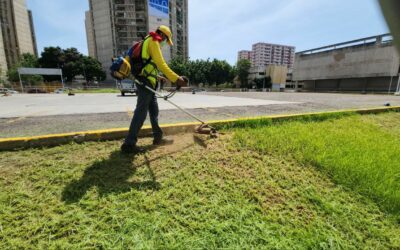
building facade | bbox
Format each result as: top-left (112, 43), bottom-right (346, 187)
top-left (86, 0), bottom-right (189, 80)
top-left (238, 50), bottom-right (252, 62)
top-left (293, 34), bottom-right (400, 92)
top-left (252, 43), bottom-right (295, 69)
top-left (0, 22), bottom-right (7, 81)
top-left (0, 0), bottom-right (37, 80)
top-left (238, 42), bottom-right (295, 69)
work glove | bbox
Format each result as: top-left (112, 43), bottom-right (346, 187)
top-left (175, 76), bottom-right (189, 90)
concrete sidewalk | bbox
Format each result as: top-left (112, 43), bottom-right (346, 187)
top-left (1, 92), bottom-right (399, 138)
top-left (0, 93), bottom-right (298, 118)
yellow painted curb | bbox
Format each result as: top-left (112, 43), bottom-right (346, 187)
top-left (0, 106), bottom-right (399, 151)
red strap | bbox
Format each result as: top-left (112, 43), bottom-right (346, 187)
top-left (149, 32), bottom-right (162, 42)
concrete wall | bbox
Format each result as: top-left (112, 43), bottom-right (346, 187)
top-left (0, 0), bottom-right (36, 73)
top-left (303, 77), bottom-right (400, 92)
top-left (89, 0), bottom-right (115, 79)
top-left (13, 0), bottom-right (35, 55)
top-left (0, 26), bottom-right (7, 81)
top-left (85, 11), bottom-right (96, 58)
top-left (1, 0), bottom-right (19, 67)
top-left (293, 43), bottom-right (400, 81)
top-left (28, 10), bottom-right (38, 56)
top-left (266, 65), bottom-right (288, 84)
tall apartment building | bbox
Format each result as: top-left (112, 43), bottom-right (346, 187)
top-left (86, 0), bottom-right (188, 80)
top-left (0, 0), bottom-right (37, 80)
top-left (238, 42), bottom-right (295, 69)
top-left (238, 50), bottom-right (252, 62)
top-left (0, 22), bottom-right (6, 80)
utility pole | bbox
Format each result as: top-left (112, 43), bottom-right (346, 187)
top-left (262, 77), bottom-right (265, 91)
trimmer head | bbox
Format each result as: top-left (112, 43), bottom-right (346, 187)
top-left (195, 124), bottom-right (218, 138)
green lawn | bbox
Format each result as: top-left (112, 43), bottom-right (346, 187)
top-left (233, 112), bottom-right (400, 214)
top-left (0, 113), bottom-right (399, 249)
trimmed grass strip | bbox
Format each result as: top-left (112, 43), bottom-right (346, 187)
top-left (233, 112), bottom-right (400, 214)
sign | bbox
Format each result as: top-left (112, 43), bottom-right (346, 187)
top-left (18, 67), bottom-right (62, 76)
top-left (148, 0), bottom-right (169, 19)
top-left (148, 0), bottom-right (171, 62)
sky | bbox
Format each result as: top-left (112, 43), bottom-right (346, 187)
top-left (26, 0), bottom-right (389, 65)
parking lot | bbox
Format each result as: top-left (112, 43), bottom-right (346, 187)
top-left (1, 92), bottom-right (399, 138)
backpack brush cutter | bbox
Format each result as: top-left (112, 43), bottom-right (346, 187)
top-left (129, 75), bottom-right (218, 138)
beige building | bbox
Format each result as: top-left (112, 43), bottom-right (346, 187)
top-left (293, 34), bottom-right (400, 92)
top-left (0, 0), bottom-right (37, 81)
top-left (86, 0), bottom-right (189, 80)
top-left (0, 25), bottom-right (7, 81)
top-left (85, 11), bottom-right (96, 58)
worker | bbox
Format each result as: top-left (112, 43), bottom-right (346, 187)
top-left (121, 25), bottom-right (187, 154)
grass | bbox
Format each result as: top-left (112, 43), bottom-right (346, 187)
top-left (0, 114), bottom-right (399, 249)
top-left (233, 112), bottom-right (400, 214)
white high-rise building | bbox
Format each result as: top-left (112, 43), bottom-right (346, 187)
top-left (86, 0), bottom-right (189, 80)
top-left (238, 42), bottom-right (295, 69)
top-left (238, 50), bottom-right (252, 62)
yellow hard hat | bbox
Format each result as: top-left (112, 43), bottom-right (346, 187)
top-left (158, 25), bottom-right (173, 46)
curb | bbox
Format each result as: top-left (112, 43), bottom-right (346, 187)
top-left (1, 106), bottom-right (399, 151)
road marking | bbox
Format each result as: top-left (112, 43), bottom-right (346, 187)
top-left (4, 111), bottom-right (48, 124)
top-left (5, 116), bottom-right (27, 124)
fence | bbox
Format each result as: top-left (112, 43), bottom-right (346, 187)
top-left (11, 82), bottom-right (64, 93)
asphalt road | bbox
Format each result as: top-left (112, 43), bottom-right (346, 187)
top-left (1, 92), bottom-right (399, 138)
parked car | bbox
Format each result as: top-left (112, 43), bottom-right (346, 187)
top-left (27, 88), bottom-right (47, 94)
top-left (54, 88), bottom-right (69, 94)
top-left (117, 79), bottom-right (137, 96)
top-left (0, 88), bottom-right (18, 94)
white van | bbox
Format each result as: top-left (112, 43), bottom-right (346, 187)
top-left (0, 88), bottom-right (18, 94)
top-left (117, 79), bottom-right (137, 96)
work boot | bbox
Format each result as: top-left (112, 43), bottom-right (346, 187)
top-left (120, 144), bottom-right (144, 155)
top-left (153, 137), bottom-right (174, 146)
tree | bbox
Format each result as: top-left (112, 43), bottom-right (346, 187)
top-left (38, 47), bottom-right (64, 68)
top-left (230, 66), bottom-right (237, 84)
top-left (62, 48), bottom-right (82, 82)
top-left (38, 47), bottom-right (64, 81)
top-left (38, 47), bottom-right (106, 82)
top-left (7, 53), bottom-right (43, 84)
top-left (253, 76), bottom-right (272, 89)
top-left (169, 56), bottom-right (188, 76)
top-left (236, 59), bottom-right (251, 88)
top-left (209, 59), bottom-right (233, 85)
top-left (81, 56), bottom-right (106, 83)
top-left (169, 57), bottom-right (235, 87)
top-left (192, 59), bottom-right (211, 85)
